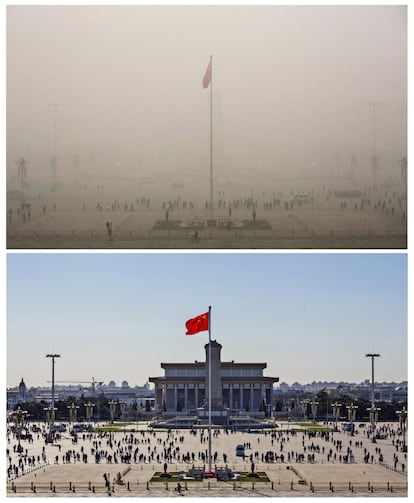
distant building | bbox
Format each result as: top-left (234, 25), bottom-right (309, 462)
top-left (7, 377), bottom-right (31, 409)
top-left (273, 380), bottom-right (407, 404)
top-left (6, 379), bottom-right (154, 410)
top-left (18, 378), bottom-right (27, 402)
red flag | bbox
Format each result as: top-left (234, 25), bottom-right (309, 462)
top-left (202, 60), bottom-right (211, 89)
top-left (186, 312), bottom-right (209, 335)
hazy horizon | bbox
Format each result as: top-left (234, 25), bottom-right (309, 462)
top-left (7, 5), bottom-right (407, 180)
top-left (7, 253), bottom-right (407, 389)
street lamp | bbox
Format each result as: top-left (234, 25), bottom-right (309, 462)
top-left (43, 404), bottom-right (57, 443)
top-left (46, 353), bottom-right (61, 426)
top-left (13, 406), bottom-right (27, 453)
top-left (310, 399), bottom-right (319, 424)
top-left (43, 404), bottom-right (57, 425)
top-left (331, 402), bottom-right (342, 431)
top-left (367, 404), bottom-right (381, 442)
top-left (67, 403), bottom-right (79, 425)
top-left (287, 398), bottom-right (295, 423)
top-left (365, 353), bottom-right (380, 440)
top-left (396, 406), bottom-right (407, 452)
top-left (85, 401), bottom-right (95, 425)
top-left (301, 399), bottom-right (310, 421)
top-left (346, 403), bottom-right (358, 435)
top-left (109, 400), bottom-right (117, 424)
top-left (118, 399), bottom-right (127, 421)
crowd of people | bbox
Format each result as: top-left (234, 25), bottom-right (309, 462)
top-left (6, 422), bottom-right (408, 482)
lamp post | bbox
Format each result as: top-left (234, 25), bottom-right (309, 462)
top-left (287, 398), bottom-right (295, 423)
top-left (43, 404), bottom-right (57, 442)
top-left (396, 406), bottom-right (407, 452)
top-left (346, 403), bottom-right (358, 435)
top-left (67, 403), bottom-right (79, 425)
top-left (310, 399), bottom-right (319, 424)
top-left (365, 353), bottom-right (380, 440)
top-left (85, 401), bottom-right (95, 425)
top-left (109, 400), bottom-right (117, 424)
top-left (367, 404), bottom-right (381, 442)
top-left (331, 402), bottom-right (342, 432)
top-left (13, 406), bottom-right (27, 454)
top-left (301, 399), bottom-right (310, 421)
top-left (43, 404), bottom-right (57, 425)
top-left (118, 399), bottom-right (126, 421)
top-left (44, 406), bottom-right (51, 425)
top-left (46, 353), bottom-right (61, 426)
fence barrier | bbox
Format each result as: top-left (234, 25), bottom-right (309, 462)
top-left (7, 480), bottom-right (408, 495)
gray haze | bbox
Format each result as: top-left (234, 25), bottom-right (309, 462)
top-left (6, 5), bottom-right (407, 250)
top-left (7, 5), bottom-right (406, 178)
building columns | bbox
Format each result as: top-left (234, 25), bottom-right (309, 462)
top-left (229, 384), bottom-right (233, 411)
top-left (240, 384), bottom-right (244, 411)
top-left (184, 384), bottom-right (188, 411)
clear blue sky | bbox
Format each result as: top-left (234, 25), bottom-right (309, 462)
top-left (7, 253), bottom-right (407, 388)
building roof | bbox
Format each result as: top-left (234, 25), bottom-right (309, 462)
top-left (160, 362), bottom-right (267, 369)
top-left (149, 376), bottom-right (279, 384)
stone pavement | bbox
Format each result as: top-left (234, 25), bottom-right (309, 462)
top-left (6, 421), bottom-right (408, 497)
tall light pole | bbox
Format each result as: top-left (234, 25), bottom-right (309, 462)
top-left (365, 353), bottom-right (380, 441)
top-left (368, 102), bottom-right (380, 178)
top-left (46, 354), bottom-right (61, 425)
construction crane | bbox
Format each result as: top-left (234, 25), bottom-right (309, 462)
top-left (46, 378), bottom-right (103, 395)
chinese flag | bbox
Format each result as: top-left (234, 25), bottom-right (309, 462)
top-left (202, 60), bottom-right (212, 89)
top-left (186, 312), bottom-right (209, 335)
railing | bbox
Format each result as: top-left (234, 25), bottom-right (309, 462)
top-left (379, 461), bottom-right (408, 477)
top-left (7, 479), bottom-right (408, 495)
top-left (9, 227), bottom-right (406, 244)
top-left (7, 461), bottom-right (49, 482)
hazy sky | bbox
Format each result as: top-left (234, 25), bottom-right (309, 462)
top-left (7, 253), bottom-right (407, 388)
top-left (6, 3), bottom-right (407, 178)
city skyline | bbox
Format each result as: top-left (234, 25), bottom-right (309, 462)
top-left (7, 253), bottom-right (407, 388)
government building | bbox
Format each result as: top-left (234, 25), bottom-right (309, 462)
top-left (149, 340), bottom-right (278, 426)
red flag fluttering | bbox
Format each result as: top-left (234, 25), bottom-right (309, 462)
top-left (186, 312), bottom-right (209, 335)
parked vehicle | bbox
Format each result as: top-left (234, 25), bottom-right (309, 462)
top-left (236, 444), bottom-right (245, 456)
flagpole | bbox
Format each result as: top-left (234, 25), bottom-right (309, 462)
top-left (209, 55), bottom-right (213, 221)
top-left (208, 305), bottom-right (212, 472)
